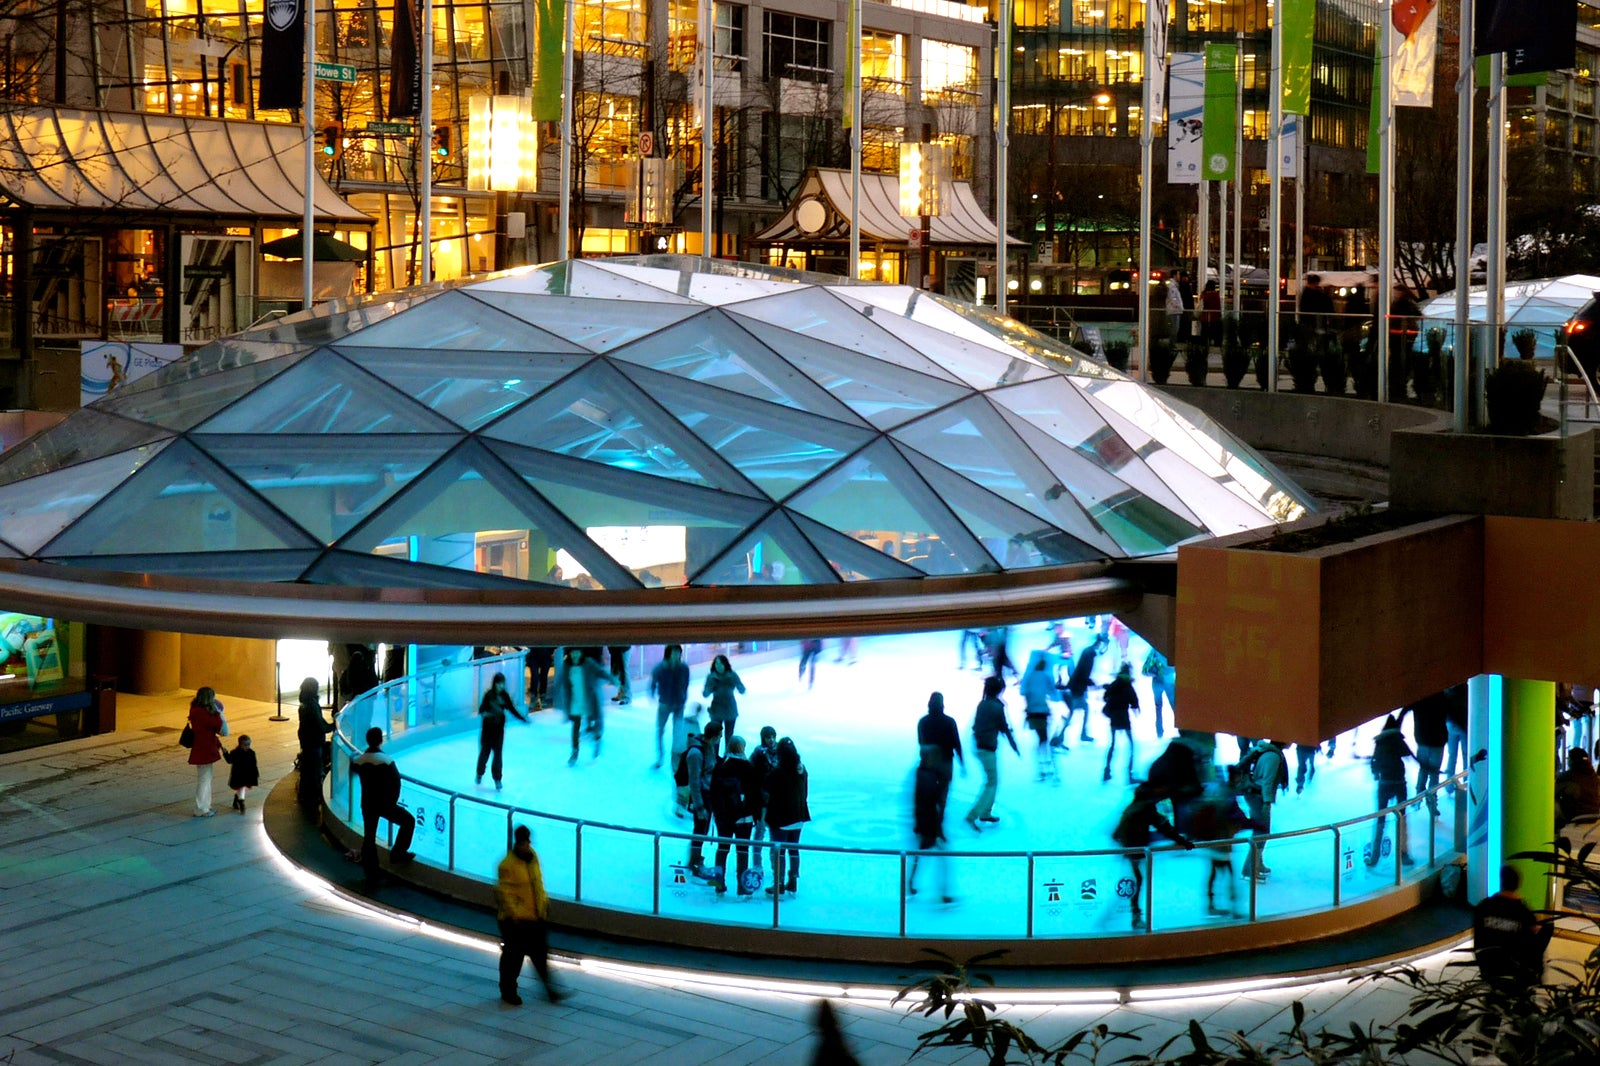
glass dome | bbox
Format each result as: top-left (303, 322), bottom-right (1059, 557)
top-left (0, 257), bottom-right (1310, 590)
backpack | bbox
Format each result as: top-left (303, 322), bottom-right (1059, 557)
top-left (1239, 744), bottom-right (1289, 798)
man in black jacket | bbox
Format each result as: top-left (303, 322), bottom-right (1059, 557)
top-left (710, 735), bottom-right (762, 895)
top-left (1367, 716), bottom-right (1415, 867)
top-left (352, 727), bottom-right (415, 885)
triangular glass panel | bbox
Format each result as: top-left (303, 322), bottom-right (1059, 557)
top-left (482, 361), bottom-right (753, 492)
top-left (96, 337), bottom-right (301, 403)
top-left (487, 442), bottom-right (768, 589)
top-left (328, 346), bottom-right (591, 430)
top-left (786, 512), bottom-right (925, 582)
top-left (636, 364), bottom-right (871, 500)
top-left (890, 397), bottom-right (1122, 557)
top-left (727, 288), bottom-right (961, 383)
top-left (54, 549), bottom-right (322, 582)
top-left (334, 439), bottom-right (640, 590)
top-left (195, 349), bottom-right (460, 434)
top-left (0, 409), bottom-right (171, 490)
top-left (191, 434), bottom-right (457, 545)
top-left (464, 263), bottom-right (566, 295)
top-left (561, 259), bottom-right (699, 301)
top-left (898, 450), bottom-right (1105, 569)
top-left (303, 549), bottom-right (539, 590)
top-left (851, 301), bottom-right (1056, 391)
top-left (784, 439), bottom-right (994, 576)
top-left (470, 292), bottom-right (703, 353)
top-left (0, 441), bottom-right (174, 554)
top-left (992, 406), bottom-right (1206, 555)
top-left (97, 350), bottom-right (311, 432)
top-left (583, 259), bottom-right (699, 298)
top-left (331, 289), bottom-right (590, 352)
top-left (987, 377), bottom-right (1201, 524)
top-left (231, 288), bottom-right (448, 347)
top-left (40, 439), bottom-right (319, 558)
top-left (709, 325), bottom-right (960, 431)
top-left (607, 310), bottom-right (862, 422)
top-left (686, 509), bottom-right (838, 586)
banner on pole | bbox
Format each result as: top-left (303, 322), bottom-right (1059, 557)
top-left (1281, 114), bottom-right (1299, 180)
top-left (1476, 0), bottom-right (1578, 77)
top-left (1367, 49), bottom-right (1382, 175)
top-left (1393, 1), bottom-right (1439, 107)
top-left (1280, 0), bottom-right (1315, 115)
top-left (1149, 0), bottom-right (1169, 117)
top-left (1202, 43), bottom-right (1237, 182)
top-left (1167, 52), bottom-right (1204, 185)
top-left (388, 0), bottom-right (421, 118)
top-left (531, 0), bottom-right (564, 121)
top-left (843, 0), bottom-right (858, 129)
top-left (259, 0), bottom-right (304, 110)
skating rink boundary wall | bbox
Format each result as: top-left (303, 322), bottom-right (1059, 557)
top-left (318, 655), bottom-right (1464, 968)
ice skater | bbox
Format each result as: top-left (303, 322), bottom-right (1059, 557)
top-left (1111, 782), bottom-right (1194, 924)
top-left (1142, 647), bottom-right (1174, 738)
top-left (1020, 651), bottom-right (1062, 779)
top-left (964, 676), bottom-right (1018, 832)
top-left (1100, 663), bottom-right (1140, 783)
top-left (797, 638), bottom-right (823, 689)
top-left (476, 672), bottom-right (528, 789)
top-left (557, 647), bottom-right (611, 766)
top-left (1056, 636), bottom-right (1105, 746)
top-left (763, 738), bottom-right (810, 897)
top-left (649, 644), bottom-right (690, 769)
top-left (702, 654), bottom-right (746, 735)
top-left (750, 725), bottom-right (780, 868)
top-left (1188, 771), bottom-right (1251, 916)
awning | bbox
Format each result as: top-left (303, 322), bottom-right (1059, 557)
top-left (0, 106), bottom-right (368, 222)
top-left (753, 168), bottom-right (1024, 247)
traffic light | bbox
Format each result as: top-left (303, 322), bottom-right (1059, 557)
top-left (432, 124), bottom-right (451, 158)
top-left (320, 122), bottom-right (344, 160)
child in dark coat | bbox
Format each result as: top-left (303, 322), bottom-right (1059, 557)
top-left (222, 735), bottom-right (260, 813)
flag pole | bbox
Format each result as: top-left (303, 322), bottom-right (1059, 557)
top-left (1294, 125), bottom-right (1304, 326)
top-left (1219, 179), bottom-right (1227, 312)
top-left (995, 0), bottom-right (1010, 313)
top-left (848, 0), bottom-right (861, 281)
top-left (1136, 0), bottom-right (1156, 382)
top-left (1484, 51), bottom-right (1506, 407)
top-left (700, 0), bottom-right (714, 262)
top-left (1377, 3), bottom-right (1394, 404)
top-left (1197, 180), bottom-right (1208, 306)
top-left (1231, 30), bottom-right (1242, 316)
top-left (1453, 0), bottom-right (1475, 431)
top-left (302, 0), bottom-right (316, 307)
top-left (1266, 4), bottom-right (1282, 394)
top-left (558, 0), bottom-right (574, 260)
top-left (419, 0), bottom-right (434, 283)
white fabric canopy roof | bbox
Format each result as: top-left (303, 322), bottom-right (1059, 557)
top-left (1419, 274), bottom-right (1600, 358)
top-left (0, 106), bottom-right (367, 222)
top-left (754, 168), bottom-right (1024, 246)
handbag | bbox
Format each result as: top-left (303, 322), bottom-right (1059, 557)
top-left (178, 722), bottom-right (194, 749)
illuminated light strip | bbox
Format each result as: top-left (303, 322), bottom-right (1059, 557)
top-left (258, 823), bottom-right (1467, 1007)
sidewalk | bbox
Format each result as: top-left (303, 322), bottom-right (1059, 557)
top-left (0, 687), bottom-right (1460, 1064)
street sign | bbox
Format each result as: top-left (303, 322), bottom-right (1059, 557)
top-left (908, 228), bottom-right (924, 248)
top-left (314, 62), bottom-right (357, 85)
top-left (638, 131), bottom-right (654, 157)
top-left (366, 121), bottom-right (415, 135)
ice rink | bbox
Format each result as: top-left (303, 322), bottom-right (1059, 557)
top-left (383, 618), bottom-right (1460, 939)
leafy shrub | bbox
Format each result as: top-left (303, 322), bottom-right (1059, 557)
top-left (1105, 340), bottom-right (1130, 373)
top-left (1510, 327), bottom-right (1538, 360)
top-left (1148, 339), bottom-right (1175, 384)
top-left (1318, 332), bottom-right (1348, 395)
top-left (1183, 339), bottom-right (1209, 385)
top-left (1222, 341), bottom-right (1251, 389)
top-left (1485, 358), bottom-right (1549, 435)
top-left (1288, 329), bottom-right (1321, 393)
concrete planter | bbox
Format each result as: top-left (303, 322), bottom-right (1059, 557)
top-left (1390, 426), bottom-right (1595, 520)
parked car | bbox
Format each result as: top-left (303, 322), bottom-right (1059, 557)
top-left (1560, 294), bottom-right (1600, 392)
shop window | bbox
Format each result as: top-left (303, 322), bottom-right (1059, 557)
top-left (764, 12), bottom-right (831, 84)
top-left (862, 30), bottom-right (905, 97)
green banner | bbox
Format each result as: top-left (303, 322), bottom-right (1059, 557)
top-left (843, 0), bottom-right (858, 129)
top-left (1280, 0), bottom-right (1316, 115)
top-left (1367, 49), bottom-right (1381, 175)
top-left (532, 0), bottom-right (563, 121)
top-left (1474, 55), bottom-right (1549, 89)
top-left (1202, 43), bottom-right (1237, 182)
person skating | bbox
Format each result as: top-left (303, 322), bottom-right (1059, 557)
top-left (1057, 636), bottom-right (1105, 746)
top-left (710, 735), bottom-right (762, 895)
top-left (1407, 690), bottom-right (1450, 816)
top-left (965, 676), bottom-right (1019, 832)
top-left (797, 638), bottom-right (823, 689)
top-left (475, 672), bottom-right (528, 790)
top-left (556, 647), bottom-right (611, 766)
top-left (1188, 770), bottom-right (1252, 916)
top-left (1112, 782), bottom-right (1194, 923)
top-left (908, 757), bottom-right (955, 903)
top-left (749, 726), bottom-right (780, 870)
top-left (525, 645), bottom-right (556, 710)
top-left (495, 825), bottom-right (563, 1005)
top-left (1021, 651), bottom-right (1062, 779)
top-left (764, 737), bottom-right (810, 897)
top-left (984, 626), bottom-right (1015, 680)
top-left (351, 727), bottom-right (416, 886)
top-left (917, 692), bottom-right (964, 813)
top-left (1239, 739), bottom-right (1288, 880)
top-left (649, 644), bottom-right (690, 769)
top-left (702, 654), bottom-right (745, 736)
top-left (1367, 715), bottom-right (1415, 868)
top-left (607, 645), bottom-right (632, 705)
top-left (1101, 663), bottom-right (1140, 784)
top-left (1142, 647), bottom-right (1175, 739)
top-left (685, 721), bottom-right (723, 878)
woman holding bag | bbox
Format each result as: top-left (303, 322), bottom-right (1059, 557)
top-left (187, 686), bottom-right (227, 817)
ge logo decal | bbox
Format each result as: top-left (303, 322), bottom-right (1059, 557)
top-left (1207, 153), bottom-right (1229, 175)
top-left (1115, 876), bottom-right (1139, 900)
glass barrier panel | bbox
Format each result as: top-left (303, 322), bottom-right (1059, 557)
top-left (1146, 845), bottom-right (1237, 930)
top-left (453, 796), bottom-right (510, 881)
top-left (772, 847), bottom-right (901, 936)
top-left (575, 823), bottom-right (658, 915)
top-left (907, 853), bottom-right (1030, 940)
top-left (526, 813), bottom-right (579, 898)
top-left (657, 830), bottom-right (730, 922)
top-left (1251, 829), bottom-right (1332, 920)
top-left (1339, 808), bottom-right (1408, 905)
top-left (1029, 852), bottom-right (1140, 937)
top-left (329, 743), bottom-right (352, 821)
top-left (398, 779), bottom-right (452, 866)
top-left (341, 697), bottom-right (376, 747)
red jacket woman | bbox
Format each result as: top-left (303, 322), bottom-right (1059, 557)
top-left (187, 687), bottom-right (226, 817)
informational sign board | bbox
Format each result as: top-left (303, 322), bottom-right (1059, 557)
top-left (80, 341), bottom-right (183, 407)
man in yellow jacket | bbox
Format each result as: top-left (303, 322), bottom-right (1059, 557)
top-left (495, 825), bottom-right (563, 1005)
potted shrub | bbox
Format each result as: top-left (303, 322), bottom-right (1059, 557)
top-left (1510, 327), bottom-right (1538, 361)
top-left (1288, 326), bottom-right (1320, 393)
top-left (1412, 327), bottom-right (1444, 407)
top-left (1183, 338), bottom-right (1209, 385)
top-left (1221, 333), bottom-right (1250, 388)
top-left (1352, 331), bottom-right (1377, 399)
top-left (1253, 344), bottom-right (1270, 389)
top-left (1485, 358), bottom-right (1549, 435)
top-left (1317, 332), bottom-right (1348, 395)
top-left (1105, 339), bottom-right (1131, 373)
top-left (1148, 338), bottom-right (1176, 384)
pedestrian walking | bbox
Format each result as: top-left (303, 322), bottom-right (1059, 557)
top-left (495, 825), bottom-right (563, 1005)
top-left (1472, 864), bottom-right (1552, 1051)
top-left (476, 672), bottom-right (528, 790)
top-left (764, 737), bottom-right (810, 897)
top-left (221, 734), bottom-right (258, 813)
top-left (649, 644), bottom-right (691, 769)
top-left (350, 727), bottom-right (415, 885)
top-left (965, 675), bottom-right (1018, 832)
top-left (295, 677), bottom-right (332, 814)
top-left (1101, 663), bottom-right (1140, 783)
top-left (702, 654), bottom-right (745, 734)
top-left (186, 687), bottom-right (227, 818)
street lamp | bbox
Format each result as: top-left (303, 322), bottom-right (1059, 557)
top-left (899, 139), bottom-right (948, 289)
top-left (625, 156), bottom-right (677, 252)
top-left (467, 95), bottom-right (539, 192)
